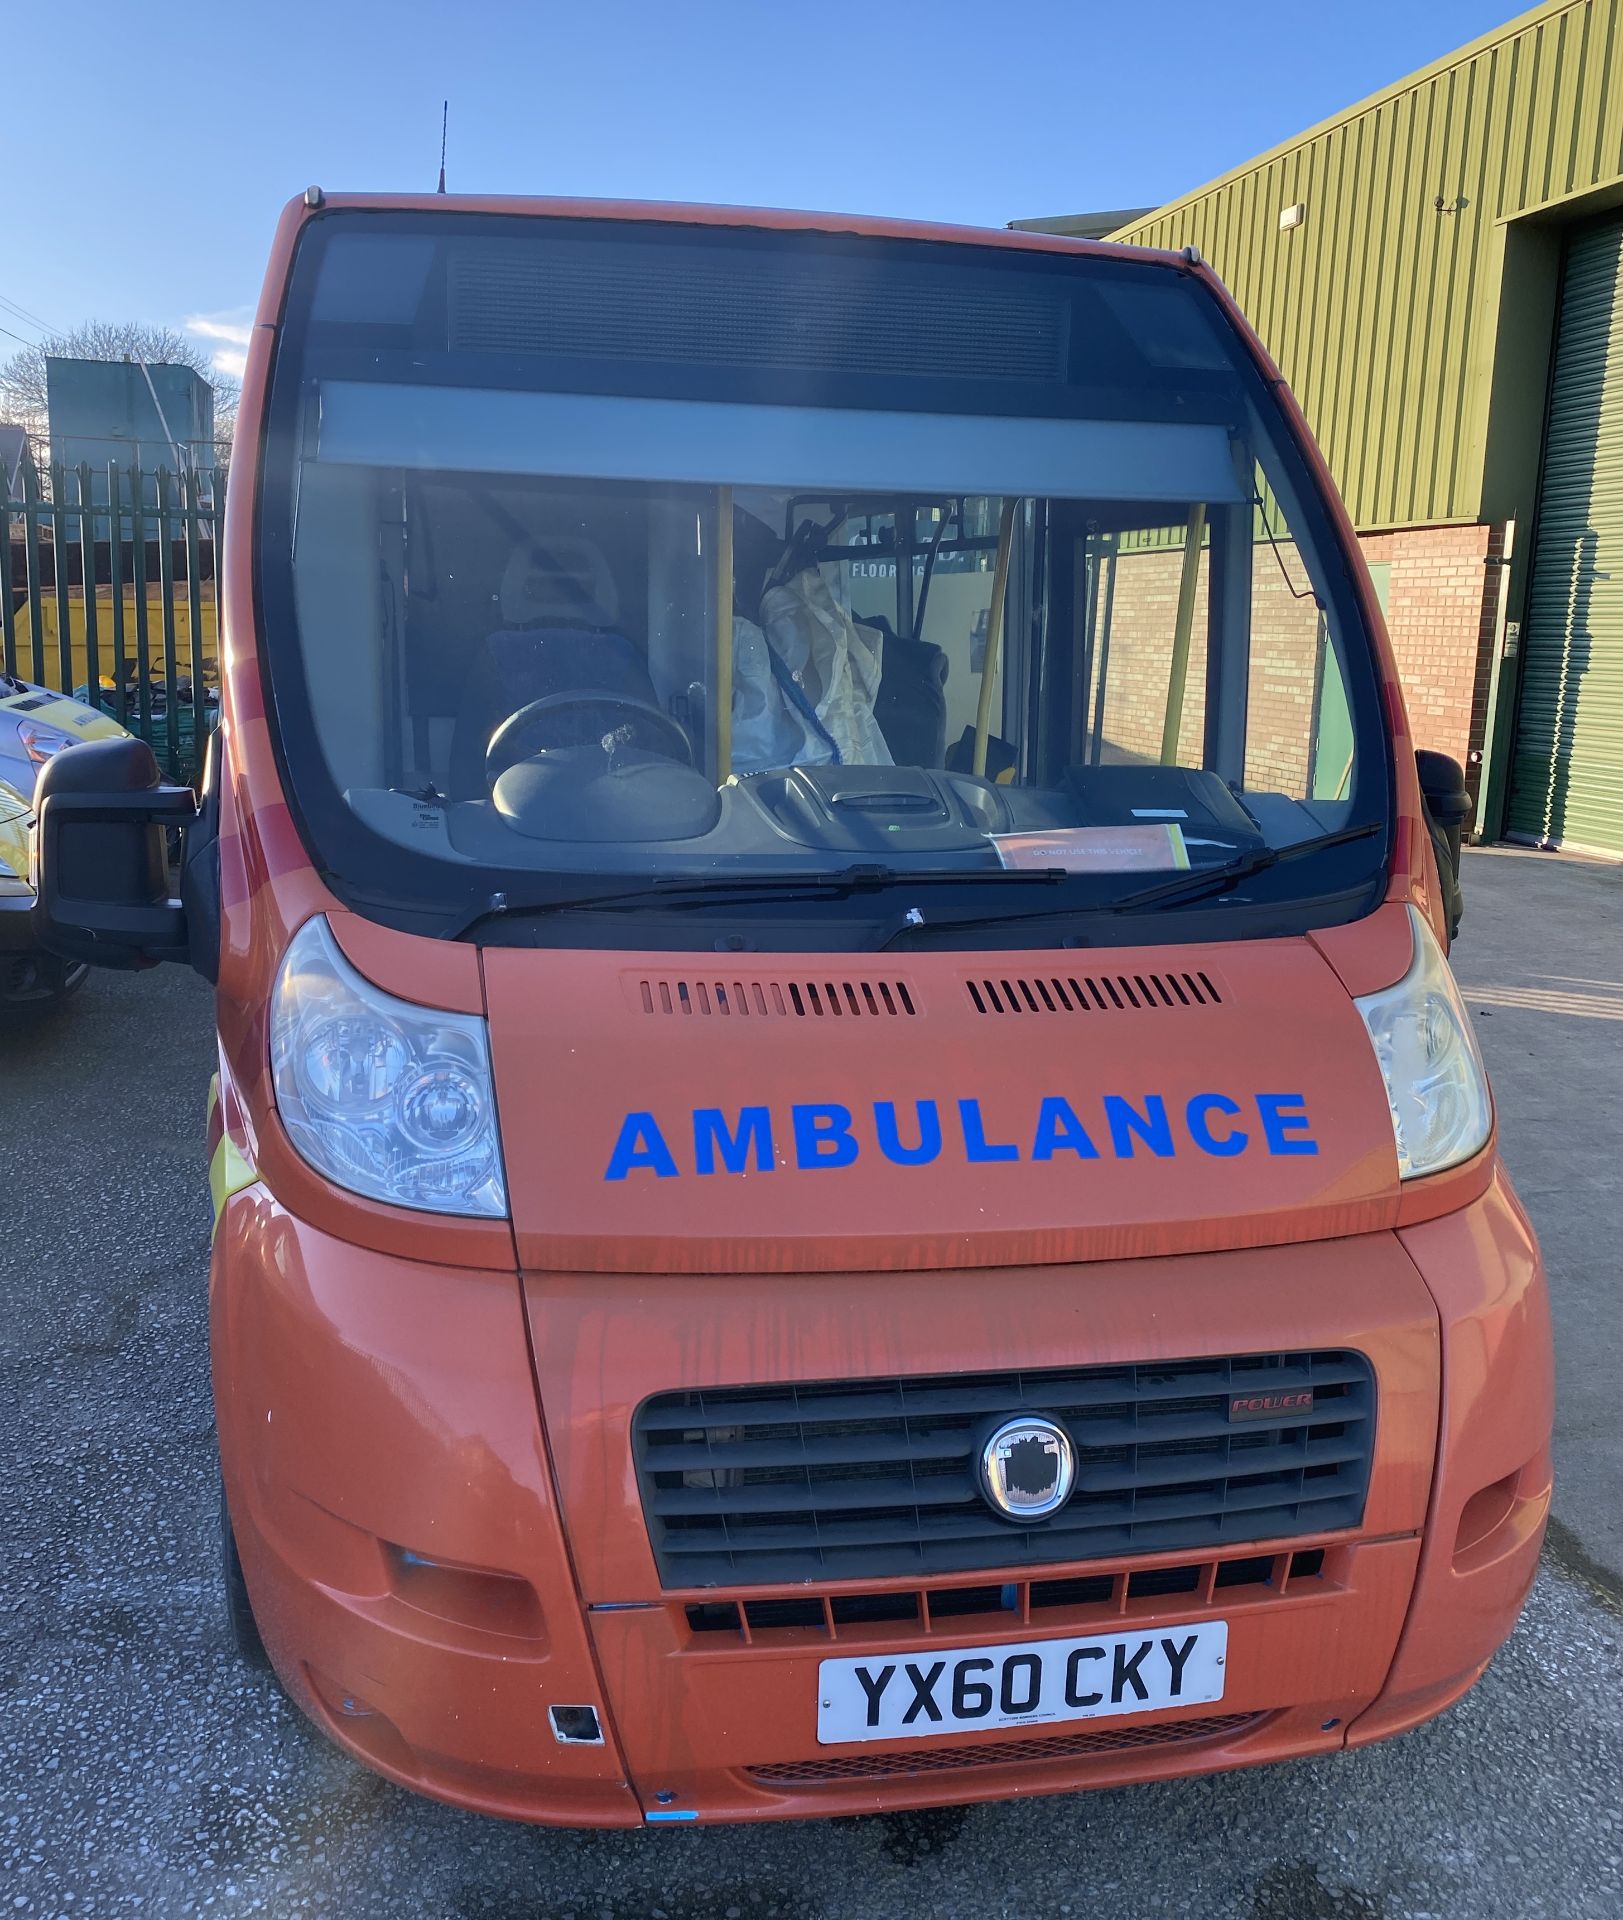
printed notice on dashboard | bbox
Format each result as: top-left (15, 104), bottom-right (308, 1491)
top-left (989, 824), bottom-right (1191, 872)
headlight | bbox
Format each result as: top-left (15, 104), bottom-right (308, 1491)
top-left (16, 721), bottom-right (71, 765)
top-left (1354, 905), bottom-right (1492, 1179)
top-left (270, 917), bottom-right (508, 1217)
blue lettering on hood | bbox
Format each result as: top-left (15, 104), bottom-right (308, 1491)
top-left (603, 1093), bottom-right (1318, 1180)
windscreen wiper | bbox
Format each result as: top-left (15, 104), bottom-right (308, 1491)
top-left (447, 863), bottom-right (1069, 940)
top-left (1104, 819), bottom-right (1385, 915)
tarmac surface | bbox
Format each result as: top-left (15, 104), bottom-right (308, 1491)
top-left (1447, 846), bottom-right (1623, 1582)
top-left (2, 847), bottom-right (1620, 1918)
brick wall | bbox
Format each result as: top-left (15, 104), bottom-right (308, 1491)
top-left (1090, 522), bottom-right (1500, 792)
top-left (1093, 545), bottom-right (1211, 769)
top-left (1094, 538), bottom-right (1326, 794)
top-left (1360, 522), bottom-right (1502, 773)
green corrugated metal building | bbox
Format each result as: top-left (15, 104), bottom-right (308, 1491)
top-left (1019, 0), bottom-right (1623, 853)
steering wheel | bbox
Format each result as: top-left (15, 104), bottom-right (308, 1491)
top-left (484, 690), bottom-right (694, 788)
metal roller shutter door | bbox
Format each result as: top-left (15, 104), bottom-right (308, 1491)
top-left (1509, 219), bottom-right (1623, 854)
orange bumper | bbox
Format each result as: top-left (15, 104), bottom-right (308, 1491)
top-left (211, 1168), bottom-right (1550, 1826)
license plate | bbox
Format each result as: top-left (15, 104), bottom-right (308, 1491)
top-left (816, 1619), bottom-right (1227, 1744)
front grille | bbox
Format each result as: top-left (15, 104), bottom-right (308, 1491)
top-left (634, 1352), bottom-right (1374, 1587)
top-left (684, 1547), bottom-right (1331, 1640)
top-left (747, 1713), bottom-right (1262, 1785)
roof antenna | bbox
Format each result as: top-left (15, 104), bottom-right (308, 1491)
top-left (437, 100), bottom-right (449, 193)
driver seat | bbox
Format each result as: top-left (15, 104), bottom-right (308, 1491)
top-left (448, 626), bottom-right (661, 800)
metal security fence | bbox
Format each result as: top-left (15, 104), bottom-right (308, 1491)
top-left (2, 456), bottom-right (224, 784)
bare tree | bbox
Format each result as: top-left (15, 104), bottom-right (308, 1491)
top-left (0, 319), bottom-right (238, 462)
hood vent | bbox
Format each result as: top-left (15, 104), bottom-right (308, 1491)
top-left (967, 970), bottom-right (1222, 1015)
top-left (637, 976), bottom-right (917, 1018)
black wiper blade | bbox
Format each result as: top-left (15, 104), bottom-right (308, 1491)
top-left (875, 894), bottom-right (1095, 950)
top-left (447, 863), bottom-right (1069, 939)
top-left (1105, 820), bottom-right (1385, 915)
top-left (877, 822), bottom-right (1384, 947)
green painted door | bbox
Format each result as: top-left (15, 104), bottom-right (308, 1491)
top-left (1509, 219), bottom-right (1623, 854)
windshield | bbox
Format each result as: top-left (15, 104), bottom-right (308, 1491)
top-left (259, 214), bottom-right (1389, 948)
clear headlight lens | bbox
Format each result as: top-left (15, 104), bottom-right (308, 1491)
top-left (16, 721), bottom-right (71, 765)
top-left (270, 917), bottom-right (508, 1217)
top-left (1354, 905), bottom-right (1492, 1179)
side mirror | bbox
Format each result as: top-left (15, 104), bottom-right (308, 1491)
top-left (31, 736), bottom-right (198, 969)
top-left (1415, 749), bottom-right (1469, 939)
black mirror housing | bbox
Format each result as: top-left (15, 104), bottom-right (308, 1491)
top-left (31, 736), bottom-right (198, 970)
top-left (1415, 749), bottom-right (1469, 940)
top-left (1416, 748), bottom-right (1470, 823)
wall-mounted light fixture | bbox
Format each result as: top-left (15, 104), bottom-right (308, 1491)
top-left (1279, 203), bottom-right (1306, 232)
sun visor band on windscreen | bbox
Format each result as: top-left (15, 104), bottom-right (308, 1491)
top-left (313, 384), bottom-right (1245, 505)
top-left (446, 244), bottom-right (1069, 383)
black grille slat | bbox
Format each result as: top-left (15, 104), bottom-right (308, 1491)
top-left (1072, 1435), bottom-right (1366, 1495)
top-left (633, 1358), bottom-right (1367, 1434)
top-left (654, 1478), bottom-right (1364, 1562)
top-left (635, 1351), bottom-right (1375, 1588)
top-left (653, 1503), bottom-right (1371, 1587)
top-left (651, 1430), bottom-right (976, 1472)
top-left (652, 1437), bottom-right (1359, 1524)
top-left (650, 1476), bottom-right (975, 1519)
top-left (1043, 1403), bottom-right (1369, 1450)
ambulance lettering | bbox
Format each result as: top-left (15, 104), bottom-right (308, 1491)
top-left (603, 1093), bottom-right (1317, 1179)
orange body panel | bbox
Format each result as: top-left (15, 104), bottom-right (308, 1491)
top-left (481, 909), bottom-right (1496, 1277)
top-left (329, 910), bottom-right (486, 1016)
top-left (1351, 1174), bottom-right (1555, 1743)
top-left (212, 1193), bottom-right (639, 1825)
top-left (201, 193), bottom-right (1551, 1824)
top-left (582, 1546), bottom-right (1422, 1820)
top-left (213, 1167), bottom-right (1548, 1824)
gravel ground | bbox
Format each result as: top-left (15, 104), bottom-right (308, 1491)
top-left (2, 961), bottom-right (1620, 1920)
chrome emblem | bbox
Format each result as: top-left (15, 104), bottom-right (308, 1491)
top-left (977, 1416), bottom-right (1075, 1521)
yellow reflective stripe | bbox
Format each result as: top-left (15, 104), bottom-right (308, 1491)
top-left (207, 1074), bottom-right (258, 1236)
top-left (209, 1134), bottom-right (258, 1237)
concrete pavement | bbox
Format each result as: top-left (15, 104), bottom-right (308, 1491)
top-left (1451, 845), bottom-right (1623, 1586)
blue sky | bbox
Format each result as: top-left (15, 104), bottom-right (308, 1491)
top-left (4, 0), bottom-right (1528, 384)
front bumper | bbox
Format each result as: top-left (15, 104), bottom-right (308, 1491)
top-left (212, 1167), bottom-right (1550, 1826)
